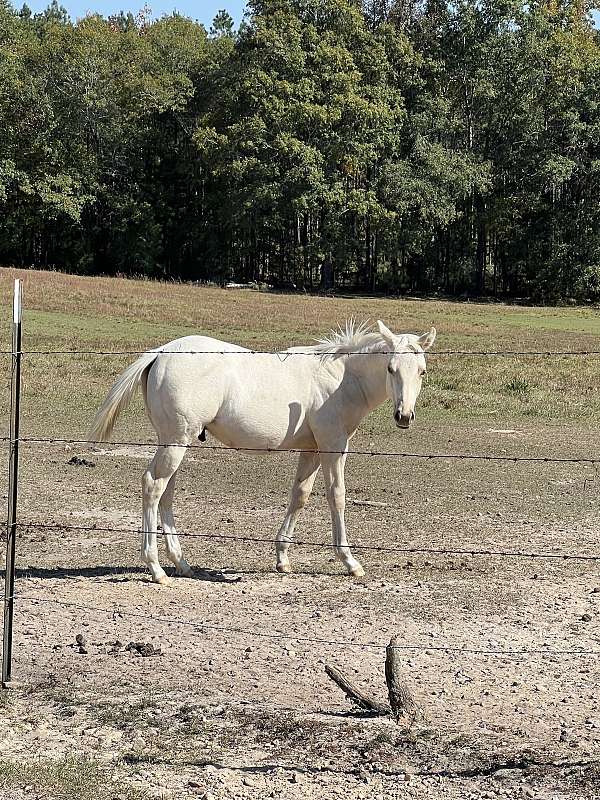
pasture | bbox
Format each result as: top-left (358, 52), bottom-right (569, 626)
top-left (0, 267), bottom-right (599, 800)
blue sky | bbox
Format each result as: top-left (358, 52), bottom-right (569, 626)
top-left (9, 1), bottom-right (599, 29)
top-left (10, 0), bottom-right (248, 27)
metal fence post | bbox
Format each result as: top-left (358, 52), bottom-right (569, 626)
top-left (2, 279), bottom-right (23, 686)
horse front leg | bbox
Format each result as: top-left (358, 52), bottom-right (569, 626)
top-left (320, 450), bottom-right (365, 577)
top-left (276, 452), bottom-right (320, 573)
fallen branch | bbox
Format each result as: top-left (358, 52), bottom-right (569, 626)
top-left (324, 665), bottom-right (389, 714)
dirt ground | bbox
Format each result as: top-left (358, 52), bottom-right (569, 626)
top-left (1, 420), bottom-right (599, 799)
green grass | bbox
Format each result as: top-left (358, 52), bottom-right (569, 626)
top-left (487, 307), bottom-right (600, 334)
top-left (503, 377), bottom-right (531, 397)
top-left (92, 695), bottom-right (159, 730)
top-left (0, 756), bottom-right (149, 800)
top-left (23, 309), bottom-right (199, 345)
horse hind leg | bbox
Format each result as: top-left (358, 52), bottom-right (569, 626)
top-left (141, 443), bottom-right (187, 585)
top-left (159, 472), bottom-right (193, 578)
top-left (276, 452), bottom-right (320, 574)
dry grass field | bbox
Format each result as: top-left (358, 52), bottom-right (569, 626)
top-left (0, 267), bottom-right (599, 800)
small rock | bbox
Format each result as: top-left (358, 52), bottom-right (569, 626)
top-left (75, 634), bottom-right (86, 646)
top-left (581, 613), bottom-right (593, 622)
top-left (494, 768), bottom-right (519, 780)
top-left (125, 641), bottom-right (161, 657)
top-left (68, 456), bottom-right (96, 468)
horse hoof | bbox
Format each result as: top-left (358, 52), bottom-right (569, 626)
top-left (177, 566), bottom-right (194, 578)
top-left (276, 563), bottom-right (292, 574)
top-left (156, 575), bottom-right (172, 586)
top-left (349, 566), bottom-right (365, 578)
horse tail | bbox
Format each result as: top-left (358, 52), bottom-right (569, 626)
top-left (88, 350), bottom-right (159, 443)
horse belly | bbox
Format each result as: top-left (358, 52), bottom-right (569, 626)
top-left (147, 351), bottom-right (318, 452)
top-left (209, 393), bottom-right (316, 451)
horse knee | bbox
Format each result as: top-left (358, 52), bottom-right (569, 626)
top-left (142, 469), bottom-right (154, 496)
top-left (293, 485), bottom-right (311, 509)
top-left (142, 469), bottom-right (164, 504)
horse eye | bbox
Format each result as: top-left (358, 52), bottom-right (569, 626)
top-left (387, 363), bottom-right (395, 374)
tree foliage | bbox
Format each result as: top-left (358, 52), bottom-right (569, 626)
top-left (0, 0), bottom-right (599, 300)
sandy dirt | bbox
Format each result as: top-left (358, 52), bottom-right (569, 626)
top-left (1, 422), bottom-right (599, 799)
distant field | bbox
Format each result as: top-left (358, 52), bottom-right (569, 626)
top-left (2, 267), bottom-right (600, 441)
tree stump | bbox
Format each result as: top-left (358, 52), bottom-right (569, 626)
top-left (385, 635), bottom-right (421, 725)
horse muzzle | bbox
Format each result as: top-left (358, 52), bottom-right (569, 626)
top-left (394, 409), bottom-right (415, 429)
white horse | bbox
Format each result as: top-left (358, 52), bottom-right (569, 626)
top-left (89, 320), bottom-right (436, 584)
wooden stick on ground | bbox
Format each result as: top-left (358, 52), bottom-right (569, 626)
top-left (324, 665), bottom-right (389, 714)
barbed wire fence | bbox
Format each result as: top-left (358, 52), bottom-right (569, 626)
top-left (2, 278), bottom-right (600, 699)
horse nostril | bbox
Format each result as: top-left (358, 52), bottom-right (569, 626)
top-left (394, 409), bottom-right (401, 423)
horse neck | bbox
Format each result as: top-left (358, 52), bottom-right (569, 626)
top-left (346, 351), bottom-right (388, 411)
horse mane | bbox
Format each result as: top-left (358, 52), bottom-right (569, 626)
top-left (285, 319), bottom-right (400, 357)
top-left (312, 319), bottom-right (381, 354)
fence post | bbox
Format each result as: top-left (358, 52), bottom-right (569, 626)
top-left (2, 279), bottom-right (23, 686)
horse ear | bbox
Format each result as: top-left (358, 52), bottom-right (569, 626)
top-left (419, 327), bottom-right (437, 351)
top-left (377, 320), bottom-right (396, 345)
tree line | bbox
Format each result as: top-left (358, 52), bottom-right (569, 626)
top-left (1, 0), bottom-right (599, 300)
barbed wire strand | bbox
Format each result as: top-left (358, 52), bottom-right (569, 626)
top-left (4, 348), bottom-right (600, 357)
top-left (12, 435), bottom-right (600, 464)
top-left (17, 520), bottom-right (600, 562)
top-left (12, 595), bottom-right (600, 657)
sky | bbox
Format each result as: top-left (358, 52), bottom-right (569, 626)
top-left (10, 0), bottom-right (248, 27)
top-left (8, 0), bottom-right (599, 30)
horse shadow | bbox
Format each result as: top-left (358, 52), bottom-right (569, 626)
top-left (8, 565), bottom-right (243, 584)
